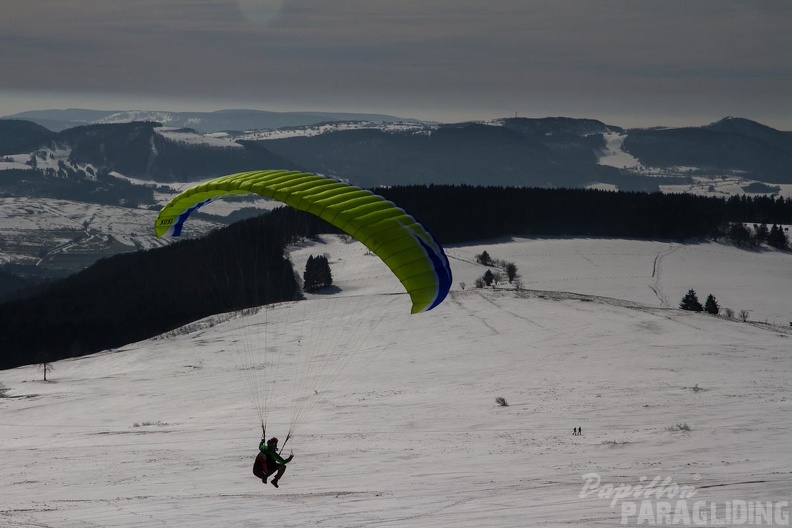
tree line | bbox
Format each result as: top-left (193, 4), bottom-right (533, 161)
top-left (1, 185), bottom-right (790, 370)
top-left (376, 186), bottom-right (792, 244)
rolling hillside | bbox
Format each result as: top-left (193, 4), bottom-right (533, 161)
top-left (1, 236), bottom-right (790, 527)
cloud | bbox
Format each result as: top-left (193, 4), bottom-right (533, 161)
top-left (1, 1), bottom-right (791, 126)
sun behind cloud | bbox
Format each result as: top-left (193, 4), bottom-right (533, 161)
top-left (236, 0), bottom-right (285, 28)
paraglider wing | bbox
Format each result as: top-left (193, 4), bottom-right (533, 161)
top-left (155, 170), bottom-right (452, 313)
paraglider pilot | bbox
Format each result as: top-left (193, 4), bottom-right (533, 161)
top-left (253, 437), bottom-right (293, 488)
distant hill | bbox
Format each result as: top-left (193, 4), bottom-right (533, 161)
top-left (1, 108), bottom-right (425, 133)
top-left (1, 112), bottom-right (790, 291)
top-left (706, 117), bottom-right (792, 151)
top-left (256, 118), bottom-right (625, 188)
top-left (1, 116), bottom-right (631, 188)
top-left (58, 121), bottom-right (295, 182)
top-left (0, 120), bottom-right (55, 155)
top-left (622, 117), bottom-right (792, 183)
top-left (3, 111), bottom-right (790, 189)
top-left (1, 121), bottom-right (296, 183)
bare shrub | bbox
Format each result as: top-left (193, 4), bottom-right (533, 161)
top-left (667, 423), bottom-right (691, 432)
top-left (0, 382), bottom-right (10, 398)
top-left (739, 309), bottom-right (751, 322)
top-left (723, 307), bottom-right (735, 319)
top-left (133, 421), bottom-right (169, 428)
top-left (495, 396), bottom-right (508, 407)
top-left (602, 440), bottom-right (631, 447)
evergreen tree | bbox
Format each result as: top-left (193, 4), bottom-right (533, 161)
top-left (753, 223), bottom-right (769, 244)
top-left (483, 269), bottom-right (495, 286)
top-left (728, 223), bottom-right (753, 247)
top-left (476, 251), bottom-right (493, 266)
top-left (303, 254), bottom-right (333, 292)
top-left (767, 224), bottom-right (789, 249)
top-left (704, 294), bottom-right (720, 315)
top-left (679, 289), bottom-right (703, 312)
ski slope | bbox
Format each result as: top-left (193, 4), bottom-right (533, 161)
top-left (1, 236), bottom-right (790, 527)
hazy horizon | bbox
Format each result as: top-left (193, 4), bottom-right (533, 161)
top-left (2, 92), bottom-right (789, 131)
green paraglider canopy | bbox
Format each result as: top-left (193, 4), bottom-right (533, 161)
top-left (155, 170), bottom-right (452, 313)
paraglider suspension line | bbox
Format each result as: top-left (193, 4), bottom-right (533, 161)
top-left (279, 431), bottom-right (292, 455)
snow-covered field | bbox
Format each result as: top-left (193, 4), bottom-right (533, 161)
top-left (155, 127), bottom-right (245, 149)
top-left (0, 197), bottom-right (184, 269)
top-left (0, 190), bottom-right (280, 272)
top-left (660, 179), bottom-right (792, 199)
top-left (2, 235), bottom-right (790, 527)
top-left (231, 121), bottom-right (433, 141)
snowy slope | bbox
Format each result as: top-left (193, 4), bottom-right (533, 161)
top-left (1, 236), bottom-right (790, 527)
top-left (597, 132), bottom-right (642, 170)
top-left (155, 128), bottom-right (245, 149)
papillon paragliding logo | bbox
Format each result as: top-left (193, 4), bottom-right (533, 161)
top-left (580, 472), bottom-right (790, 526)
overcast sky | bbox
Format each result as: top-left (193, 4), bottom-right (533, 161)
top-left (2, 0), bottom-right (791, 128)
